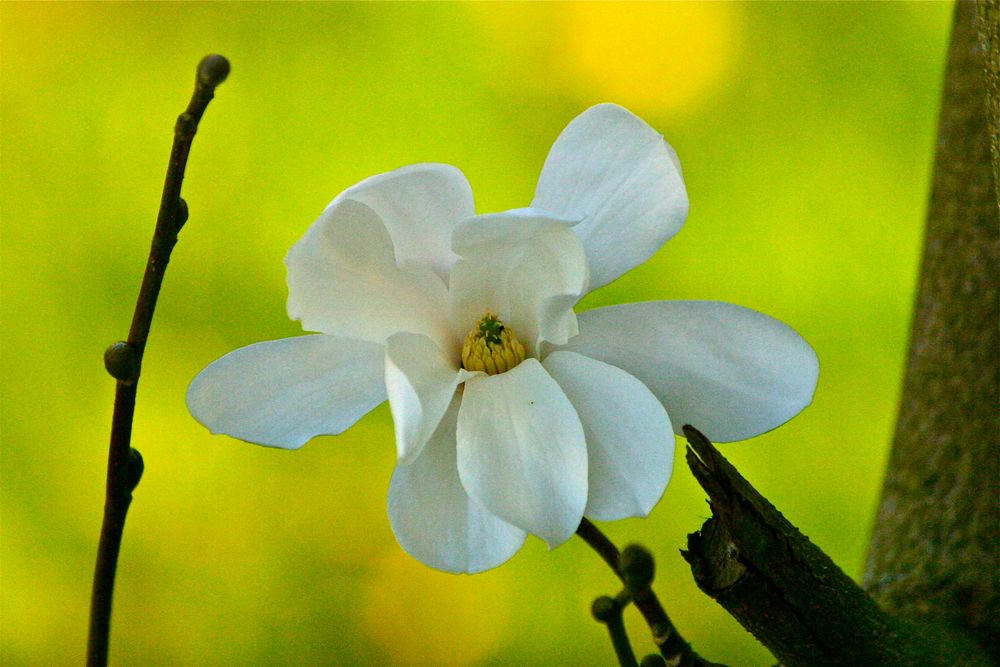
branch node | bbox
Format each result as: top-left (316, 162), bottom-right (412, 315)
top-left (650, 622), bottom-right (674, 646)
top-left (175, 112), bottom-right (197, 139)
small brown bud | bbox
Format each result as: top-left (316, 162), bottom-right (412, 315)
top-left (127, 448), bottom-right (144, 493)
top-left (197, 54), bottom-right (230, 88)
top-left (175, 197), bottom-right (189, 230)
top-left (620, 543), bottom-right (656, 592)
top-left (591, 595), bottom-right (618, 623)
top-left (104, 341), bottom-right (139, 382)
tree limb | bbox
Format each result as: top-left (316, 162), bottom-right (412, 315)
top-left (682, 426), bottom-right (990, 666)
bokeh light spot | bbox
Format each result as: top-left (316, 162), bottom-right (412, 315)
top-left (563, 3), bottom-right (741, 115)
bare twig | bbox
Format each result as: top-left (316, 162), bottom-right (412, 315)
top-left (87, 54), bottom-right (230, 667)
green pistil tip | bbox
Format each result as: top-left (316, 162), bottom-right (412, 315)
top-left (478, 314), bottom-right (505, 346)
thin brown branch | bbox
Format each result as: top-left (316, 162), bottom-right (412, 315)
top-left (576, 518), bottom-right (725, 667)
top-left (577, 516), bottom-right (623, 575)
top-left (87, 54), bottom-right (230, 667)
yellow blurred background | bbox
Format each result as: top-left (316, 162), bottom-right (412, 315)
top-left (1, 2), bottom-right (952, 665)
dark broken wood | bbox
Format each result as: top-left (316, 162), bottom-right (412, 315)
top-left (681, 426), bottom-right (991, 666)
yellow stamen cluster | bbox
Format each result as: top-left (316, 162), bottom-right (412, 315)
top-left (461, 312), bottom-right (526, 375)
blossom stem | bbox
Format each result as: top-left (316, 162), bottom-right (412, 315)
top-left (576, 518), bottom-right (724, 667)
top-left (87, 54), bottom-right (229, 667)
top-left (576, 516), bottom-right (623, 575)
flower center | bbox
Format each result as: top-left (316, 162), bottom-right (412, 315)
top-left (461, 312), bottom-right (526, 375)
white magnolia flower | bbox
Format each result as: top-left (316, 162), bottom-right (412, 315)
top-left (188, 104), bottom-right (819, 574)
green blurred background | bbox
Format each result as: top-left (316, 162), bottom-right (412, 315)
top-left (1, 2), bottom-right (952, 665)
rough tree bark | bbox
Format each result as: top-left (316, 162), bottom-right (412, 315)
top-left (680, 2), bottom-right (997, 665)
top-left (863, 0), bottom-right (999, 660)
top-left (977, 0), bottom-right (999, 204)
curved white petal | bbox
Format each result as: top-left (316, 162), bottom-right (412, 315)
top-left (450, 210), bottom-right (589, 355)
top-left (285, 198), bottom-right (452, 348)
top-left (388, 397), bottom-right (527, 574)
top-left (385, 332), bottom-right (469, 464)
top-left (560, 301), bottom-right (819, 442)
top-left (187, 335), bottom-right (386, 449)
top-left (532, 104), bottom-right (689, 291)
top-left (542, 351), bottom-right (673, 521)
top-left (456, 359), bottom-right (587, 547)
top-left (329, 163), bottom-right (474, 282)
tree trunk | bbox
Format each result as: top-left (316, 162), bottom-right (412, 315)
top-left (863, 0), bottom-right (999, 661)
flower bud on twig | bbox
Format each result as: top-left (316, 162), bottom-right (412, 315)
top-left (620, 544), bottom-right (655, 593)
top-left (127, 448), bottom-right (144, 493)
top-left (104, 341), bottom-right (139, 382)
top-left (197, 54), bottom-right (230, 88)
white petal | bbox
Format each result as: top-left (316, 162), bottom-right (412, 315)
top-left (329, 163), bottom-right (474, 282)
top-left (285, 197), bottom-right (453, 348)
top-left (449, 210), bottom-right (589, 355)
top-left (542, 351), bottom-right (673, 521)
top-left (532, 104), bottom-right (689, 291)
top-left (385, 332), bottom-right (469, 464)
top-left (560, 302), bottom-right (818, 442)
top-left (388, 397), bottom-right (527, 574)
top-left (187, 335), bottom-right (386, 449)
top-left (456, 359), bottom-right (587, 547)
